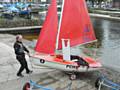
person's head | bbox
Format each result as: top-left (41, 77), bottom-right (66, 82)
top-left (16, 35), bottom-right (23, 42)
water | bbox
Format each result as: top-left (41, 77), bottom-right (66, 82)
top-left (22, 17), bottom-right (120, 71)
top-left (92, 18), bottom-right (120, 71)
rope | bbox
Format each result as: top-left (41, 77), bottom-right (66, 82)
top-left (67, 80), bottom-right (72, 90)
top-left (29, 56), bottom-right (34, 69)
top-left (98, 75), bottom-right (120, 90)
top-left (30, 80), bottom-right (54, 90)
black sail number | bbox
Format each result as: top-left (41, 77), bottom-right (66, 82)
top-left (40, 59), bottom-right (45, 64)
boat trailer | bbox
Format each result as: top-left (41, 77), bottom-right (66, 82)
top-left (95, 75), bottom-right (120, 90)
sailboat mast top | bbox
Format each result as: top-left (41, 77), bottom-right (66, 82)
top-left (56, 0), bottom-right (65, 50)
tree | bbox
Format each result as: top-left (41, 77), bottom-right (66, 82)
top-left (97, 0), bottom-right (106, 7)
top-left (88, 0), bottom-right (97, 7)
top-left (88, 0), bottom-right (107, 8)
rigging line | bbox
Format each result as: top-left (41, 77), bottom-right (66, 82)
top-left (56, 0), bottom-right (65, 50)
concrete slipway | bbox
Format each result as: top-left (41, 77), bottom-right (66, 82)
top-left (0, 34), bottom-right (120, 90)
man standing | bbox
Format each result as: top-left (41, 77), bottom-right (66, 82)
top-left (14, 35), bottom-right (32, 77)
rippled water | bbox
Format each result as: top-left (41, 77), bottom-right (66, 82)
top-left (92, 18), bottom-right (120, 71)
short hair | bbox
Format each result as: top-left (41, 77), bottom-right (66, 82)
top-left (16, 35), bottom-right (22, 40)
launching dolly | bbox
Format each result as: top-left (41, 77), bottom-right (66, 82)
top-left (95, 75), bottom-right (120, 90)
top-left (23, 80), bottom-right (53, 90)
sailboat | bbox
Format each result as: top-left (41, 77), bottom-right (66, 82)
top-left (31, 0), bottom-right (102, 76)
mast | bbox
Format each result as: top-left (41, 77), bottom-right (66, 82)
top-left (56, 0), bottom-right (65, 50)
top-left (56, 0), bottom-right (71, 60)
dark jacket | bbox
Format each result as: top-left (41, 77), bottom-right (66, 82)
top-left (14, 41), bottom-right (29, 56)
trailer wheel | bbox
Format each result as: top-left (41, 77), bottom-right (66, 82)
top-left (95, 77), bottom-right (102, 89)
top-left (23, 82), bottom-right (31, 90)
top-left (69, 74), bottom-right (76, 80)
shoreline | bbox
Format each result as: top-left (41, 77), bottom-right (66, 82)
top-left (0, 13), bottom-right (120, 30)
top-left (0, 13), bottom-right (119, 34)
top-left (90, 13), bottom-right (120, 21)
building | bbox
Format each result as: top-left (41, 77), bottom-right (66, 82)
top-left (0, 0), bottom-right (62, 4)
top-left (0, 0), bottom-right (10, 3)
top-left (112, 0), bottom-right (120, 8)
top-left (0, 0), bottom-right (37, 3)
top-left (0, 0), bottom-right (62, 5)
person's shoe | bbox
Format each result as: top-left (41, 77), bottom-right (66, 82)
top-left (17, 74), bottom-right (24, 77)
top-left (26, 70), bottom-right (33, 74)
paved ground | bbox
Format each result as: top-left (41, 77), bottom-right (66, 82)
top-left (0, 34), bottom-right (120, 90)
top-left (0, 34), bottom-right (56, 90)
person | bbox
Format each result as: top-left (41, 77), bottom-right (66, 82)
top-left (71, 55), bottom-right (89, 69)
top-left (14, 35), bottom-right (32, 77)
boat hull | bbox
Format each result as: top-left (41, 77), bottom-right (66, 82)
top-left (31, 54), bottom-right (102, 72)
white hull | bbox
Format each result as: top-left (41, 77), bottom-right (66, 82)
top-left (31, 56), bottom-right (101, 72)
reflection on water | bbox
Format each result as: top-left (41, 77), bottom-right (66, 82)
top-left (23, 17), bottom-right (120, 71)
top-left (22, 33), bottom-right (38, 41)
top-left (92, 18), bottom-right (120, 71)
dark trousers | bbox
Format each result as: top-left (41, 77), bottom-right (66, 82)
top-left (16, 55), bottom-right (30, 75)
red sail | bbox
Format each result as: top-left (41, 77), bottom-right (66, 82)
top-left (58, 0), bottom-right (96, 49)
top-left (35, 0), bottom-right (58, 54)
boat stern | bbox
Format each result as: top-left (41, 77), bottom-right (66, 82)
top-left (84, 57), bottom-right (102, 68)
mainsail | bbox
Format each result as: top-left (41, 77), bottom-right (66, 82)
top-left (35, 0), bottom-right (58, 54)
top-left (57, 0), bottom-right (96, 49)
top-left (35, 0), bottom-right (96, 54)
